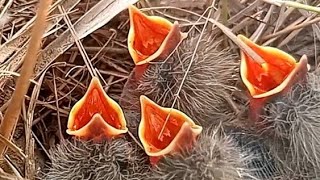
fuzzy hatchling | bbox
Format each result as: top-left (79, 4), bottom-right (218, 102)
top-left (239, 35), bottom-right (320, 178)
top-left (121, 5), bottom-right (278, 180)
top-left (121, 5), bottom-right (239, 129)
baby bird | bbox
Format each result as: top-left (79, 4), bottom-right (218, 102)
top-left (43, 138), bottom-right (149, 180)
top-left (66, 77), bottom-right (128, 140)
top-left (239, 34), bottom-right (320, 178)
top-left (260, 73), bottom-right (320, 179)
top-left (146, 124), bottom-right (277, 180)
top-left (121, 5), bottom-right (239, 128)
top-left (138, 95), bottom-right (203, 165)
top-left (135, 95), bottom-right (276, 179)
top-left (120, 6), bottom-right (278, 179)
top-left (42, 77), bottom-right (149, 180)
top-left (238, 35), bottom-right (308, 123)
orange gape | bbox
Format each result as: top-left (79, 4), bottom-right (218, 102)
top-left (138, 95), bottom-right (202, 165)
top-left (238, 35), bottom-right (308, 121)
top-left (239, 35), bottom-right (298, 96)
top-left (132, 11), bottom-right (171, 59)
top-left (128, 5), bottom-right (187, 65)
top-left (72, 88), bottom-right (122, 130)
top-left (144, 103), bottom-right (184, 150)
top-left (67, 77), bottom-right (128, 140)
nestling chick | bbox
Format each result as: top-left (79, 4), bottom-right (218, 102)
top-left (42, 77), bottom-right (150, 179)
top-left (260, 73), bottom-right (320, 178)
top-left (43, 138), bottom-right (149, 180)
top-left (146, 125), bottom-right (277, 180)
top-left (120, 5), bottom-right (239, 128)
top-left (136, 33), bottom-right (239, 125)
top-left (238, 34), bottom-right (320, 178)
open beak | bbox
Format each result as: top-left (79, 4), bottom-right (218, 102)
top-left (138, 95), bottom-right (202, 165)
top-left (128, 5), bottom-right (187, 65)
top-left (239, 35), bottom-right (308, 98)
top-left (67, 77), bottom-right (128, 140)
top-left (238, 35), bottom-right (308, 120)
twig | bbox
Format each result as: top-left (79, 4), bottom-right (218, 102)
top-left (0, 71), bottom-right (39, 85)
top-left (147, 6), bottom-right (266, 65)
top-left (208, 18), bottom-right (266, 64)
top-left (0, 134), bottom-right (26, 159)
top-left (58, 5), bottom-right (97, 78)
top-left (250, 5), bottom-right (274, 42)
top-left (263, 0), bottom-right (320, 14)
top-left (0, 0), bottom-right (13, 22)
top-left (0, 0), bottom-right (53, 156)
top-left (0, 165), bottom-right (23, 180)
top-left (3, 156), bottom-right (23, 179)
top-left (220, 0), bottom-right (229, 25)
top-left (262, 16), bottom-right (320, 40)
top-left (52, 68), bottom-right (64, 140)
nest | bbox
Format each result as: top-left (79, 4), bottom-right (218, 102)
top-left (0, 0), bottom-right (320, 179)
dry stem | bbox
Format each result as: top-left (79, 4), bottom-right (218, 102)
top-left (0, 0), bottom-right (53, 156)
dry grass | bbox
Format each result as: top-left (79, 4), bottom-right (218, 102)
top-left (0, 0), bottom-right (319, 179)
